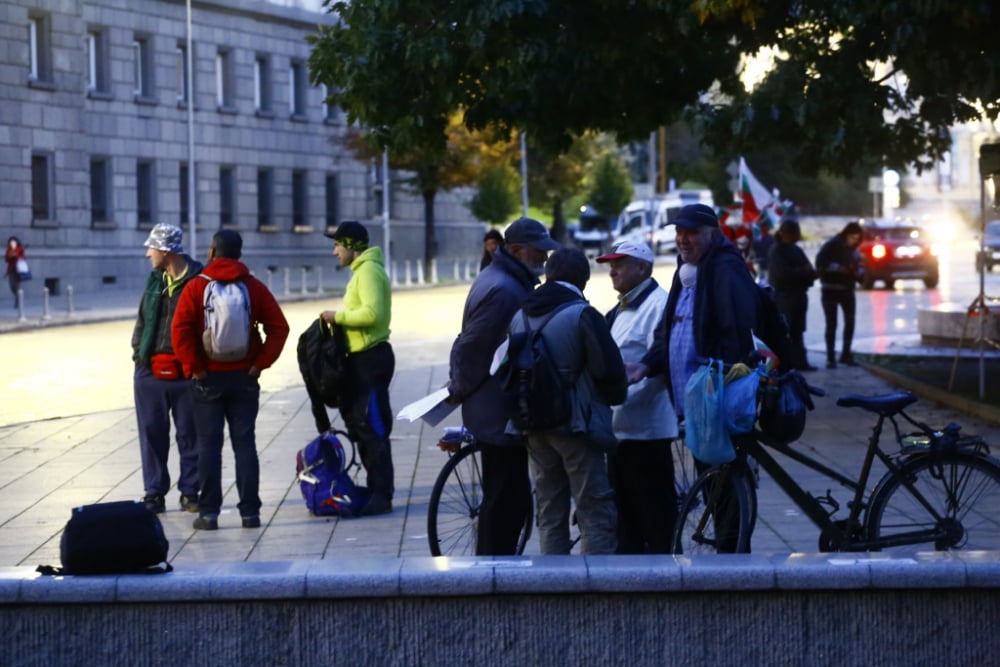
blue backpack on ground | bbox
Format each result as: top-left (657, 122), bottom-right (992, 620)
top-left (295, 432), bottom-right (368, 517)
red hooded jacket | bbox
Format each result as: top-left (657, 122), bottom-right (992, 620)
top-left (171, 257), bottom-right (289, 377)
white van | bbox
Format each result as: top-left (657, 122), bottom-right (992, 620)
top-left (610, 190), bottom-right (715, 255)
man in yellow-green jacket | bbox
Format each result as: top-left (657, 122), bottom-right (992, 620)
top-left (320, 221), bottom-right (394, 516)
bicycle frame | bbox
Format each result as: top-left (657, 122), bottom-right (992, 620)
top-left (740, 410), bottom-right (984, 551)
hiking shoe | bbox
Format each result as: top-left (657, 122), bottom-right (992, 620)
top-left (143, 494), bottom-right (166, 514)
top-left (193, 515), bottom-right (218, 531)
top-left (241, 515), bottom-right (261, 529)
top-left (358, 495), bottom-right (393, 517)
top-left (826, 361), bottom-right (837, 369)
top-left (179, 494), bottom-right (199, 513)
top-left (840, 355), bottom-right (859, 367)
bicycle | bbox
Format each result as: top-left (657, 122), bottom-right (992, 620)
top-left (673, 390), bottom-right (1000, 554)
top-left (427, 427), bottom-right (534, 557)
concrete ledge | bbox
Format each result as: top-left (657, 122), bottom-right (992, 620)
top-left (3, 552), bottom-right (1000, 603)
top-left (918, 303), bottom-right (1000, 345)
top-left (2, 554), bottom-right (999, 665)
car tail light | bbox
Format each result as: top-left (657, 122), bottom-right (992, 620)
top-left (871, 243), bottom-right (887, 259)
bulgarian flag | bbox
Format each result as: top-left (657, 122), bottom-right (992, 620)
top-left (740, 157), bottom-right (775, 225)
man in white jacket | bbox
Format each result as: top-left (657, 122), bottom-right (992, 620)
top-left (598, 241), bottom-right (679, 553)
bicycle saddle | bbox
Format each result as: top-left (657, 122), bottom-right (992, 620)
top-left (836, 392), bottom-right (917, 416)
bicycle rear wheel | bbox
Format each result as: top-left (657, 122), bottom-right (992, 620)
top-left (672, 464), bottom-right (755, 555)
top-left (866, 452), bottom-right (1000, 551)
top-left (427, 443), bottom-right (533, 556)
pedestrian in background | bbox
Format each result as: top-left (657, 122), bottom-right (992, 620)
top-left (172, 230), bottom-right (290, 530)
top-left (815, 221), bottom-right (863, 368)
top-left (320, 221), bottom-right (396, 516)
top-left (446, 217), bottom-right (557, 555)
top-left (5, 236), bottom-right (26, 310)
top-left (597, 241), bottom-right (678, 554)
top-left (767, 219), bottom-right (818, 371)
top-left (131, 223), bottom-right (203, 514)
top-left (479, 228), bottom-right (505, 271)
top-left (509, 247), bottom-right (627, 554)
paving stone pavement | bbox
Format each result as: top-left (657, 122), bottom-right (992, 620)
top-left (1, 286), bottom-right (999, 568)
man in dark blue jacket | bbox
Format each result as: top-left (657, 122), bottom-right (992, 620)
top-left (635, 204), bottom-right (760, 551)
top-left (447, 217), bottom-right (558, 555)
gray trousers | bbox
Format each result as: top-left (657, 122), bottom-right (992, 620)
top-left (525, 430), bottom-right (617, 555)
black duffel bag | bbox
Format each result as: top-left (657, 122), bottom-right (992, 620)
top-left (37, 500), bottom-right (172, 575)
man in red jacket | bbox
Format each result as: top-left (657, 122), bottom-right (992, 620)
top-left (172, 230), bottom-right (290, 530)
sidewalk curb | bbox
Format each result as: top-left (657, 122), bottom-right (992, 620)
top-left (859, 360), bottom-right (1000, 426)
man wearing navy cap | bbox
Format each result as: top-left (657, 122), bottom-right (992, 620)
top-left (447, 217), bottom-right (558, 554)
top-left (320, 221), bottom-right (395, 516)
top-left (633, 204), bottom-right (760, 551)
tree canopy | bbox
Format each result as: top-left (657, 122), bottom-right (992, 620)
top-left (309, 0), bottom-right (1000, 181)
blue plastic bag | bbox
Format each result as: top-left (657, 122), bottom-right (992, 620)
top-left (683, 360), bottom-right (736, 465)
top-left (724, 369), bottom-right (760, 435)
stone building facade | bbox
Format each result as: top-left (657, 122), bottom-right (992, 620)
top-left (1, 0), bottom-right (482, 297)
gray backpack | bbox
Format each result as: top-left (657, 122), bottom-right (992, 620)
top-left (200, 275), bottom-right (251, 361)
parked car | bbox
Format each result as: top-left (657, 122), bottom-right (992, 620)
top-left (609, 190), bottom-right (715, 256)
top-left (608, 199), bottom-right (658, 251)
top-left (975, 220), bottom-right (1000, 273)
top-left (857, 219), bottom-right (939, 289)
top-left (570, 205), bottom-right (612, 254)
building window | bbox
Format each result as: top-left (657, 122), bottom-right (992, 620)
top-left (325, 173), bottom-right (339, 229)
top-left (292, 170), bottom-right (307, 228)
top-left (254, 55), bottom-right (272, 114)
top-left (289, 60), bottom-right (307, 118)
top-left (176, 42), bottom-right (191, 106)
top-left (136, 160), bottom-right (156, 225)
top-left (90, 157), bottom-right (111, 224)
top-left (31, 153), bottom-right (54, 222)
top-left (133, 35), bottom-right (155, 100)
top-left (86, 28), bottom-right (110, 95)
top-left (320, 84), bottom-right (341, 123)
top-left (216, 48), bottom-right (235, 111)
top-left (257, 169), bottom-right (273, 228)
top-left (28, 14), bottom-right (53, 84)
top-left (219, 166), bottom-right (235, 227)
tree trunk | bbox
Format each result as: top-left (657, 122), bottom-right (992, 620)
top-left (550, 198), bottom-right (566, 244)
top-left (422, 188), bottom-right (437, 279)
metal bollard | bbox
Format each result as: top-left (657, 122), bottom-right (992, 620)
top-left (66, 285), bottom-right (75, 316)
top-left (416, 260), bottom-right (425, 285)
top-left (315, 266), bottom-right (323, 294)
top-left (430, 258), bottom-right (438, 285)
top-left (267, 269), bottom-right (275, 293)
top-left (41, 287), bottom-right (52, 321)
top-left (391, 262), bottom-right (400, 287)
top-left (16, 288), bottom-right (26, 322)
top-left (283, 267), bottom-right (291, 297)
top-left (404, 260), bottom-right (413, 286)
top-left (301, 266), bottom-right (308, 294)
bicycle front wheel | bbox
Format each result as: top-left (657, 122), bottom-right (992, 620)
top-left (867, 452), bottom-right (1000, 551)
top-left (672, 464), bottom-right (755, 555)
top-left (427, 443), bottom-right (534, 556)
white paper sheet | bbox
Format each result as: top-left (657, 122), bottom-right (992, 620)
top-left (395, 387), bottom-right (457, 427)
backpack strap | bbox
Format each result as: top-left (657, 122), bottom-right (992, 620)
top-left (521, 300), bottom-right (579, 338)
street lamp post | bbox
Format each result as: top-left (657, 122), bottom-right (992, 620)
top-left (186, 0), bottom-right (197, 257)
